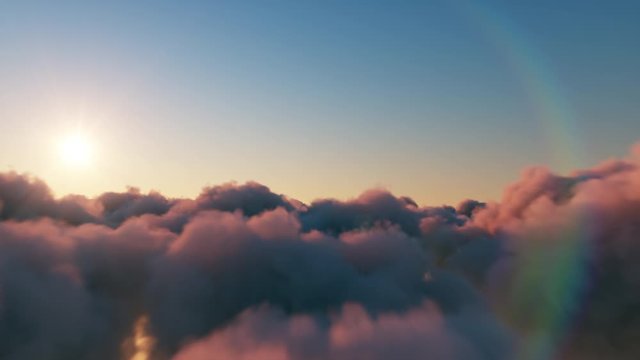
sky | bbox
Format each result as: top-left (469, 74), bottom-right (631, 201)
top-left (0, 0), bottom-right (638, 205)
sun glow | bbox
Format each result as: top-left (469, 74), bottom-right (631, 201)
top-left (58, 132), bottom-right (93, 167)
top-left (123, 316), bottom-right (155, 360)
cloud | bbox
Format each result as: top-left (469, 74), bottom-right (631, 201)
top-left (173, 301), bottom-right (513, 360)
top-left (0, 172), bottom-right (97, 225)
top-left (98, 188), bottom-right (173, 227)
top-left (1, 142), bottom-right (640, 359)
top-left (0, 219), bottom-right (172, 360)
top-left (299, 189), bottom-right (423, 236)
top-left (146, 211), bottom-right (444, 355)
top-left (195, 182), bottom-right (294, 217)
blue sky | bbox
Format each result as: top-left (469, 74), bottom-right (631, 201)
top-left (0, 0), bottom-right (638, 204)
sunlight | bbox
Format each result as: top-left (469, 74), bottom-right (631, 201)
top-left (58, 132), bottom-right (93, 167)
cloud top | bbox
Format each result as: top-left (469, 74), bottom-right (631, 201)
top-left (1, 143), bottom-right (640, 359)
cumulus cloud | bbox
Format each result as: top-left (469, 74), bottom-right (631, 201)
top-left (173, 301), bottom-right (512, 360)
top-left (299, 189), bottom-right (423, 236)
top-left (1, 143), bottom-right (640, 359)
top-left (0, 172), bottom-right (97, 225)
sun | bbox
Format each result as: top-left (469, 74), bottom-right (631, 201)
top-left (58, 132), bottom-right (93, 167)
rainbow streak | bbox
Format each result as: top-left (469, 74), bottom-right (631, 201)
top-left (451, 0), bottom-right (585, 171)
top-left (449, 1), bottom-right (592, 358)
top-left (505, 211), bottom-right (593, 360)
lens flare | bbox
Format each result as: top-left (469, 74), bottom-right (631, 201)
top-left (123, 316), bottom-right (156, 360)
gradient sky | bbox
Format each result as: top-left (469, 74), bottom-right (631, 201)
top-left (0, 0), bottom-right (638, 205)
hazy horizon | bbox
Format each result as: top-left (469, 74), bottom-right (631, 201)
top-left (3, 138), bottom-right (639, 208)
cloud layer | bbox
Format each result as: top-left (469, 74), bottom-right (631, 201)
top-left (1, 144), bottom-right (640, 360)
